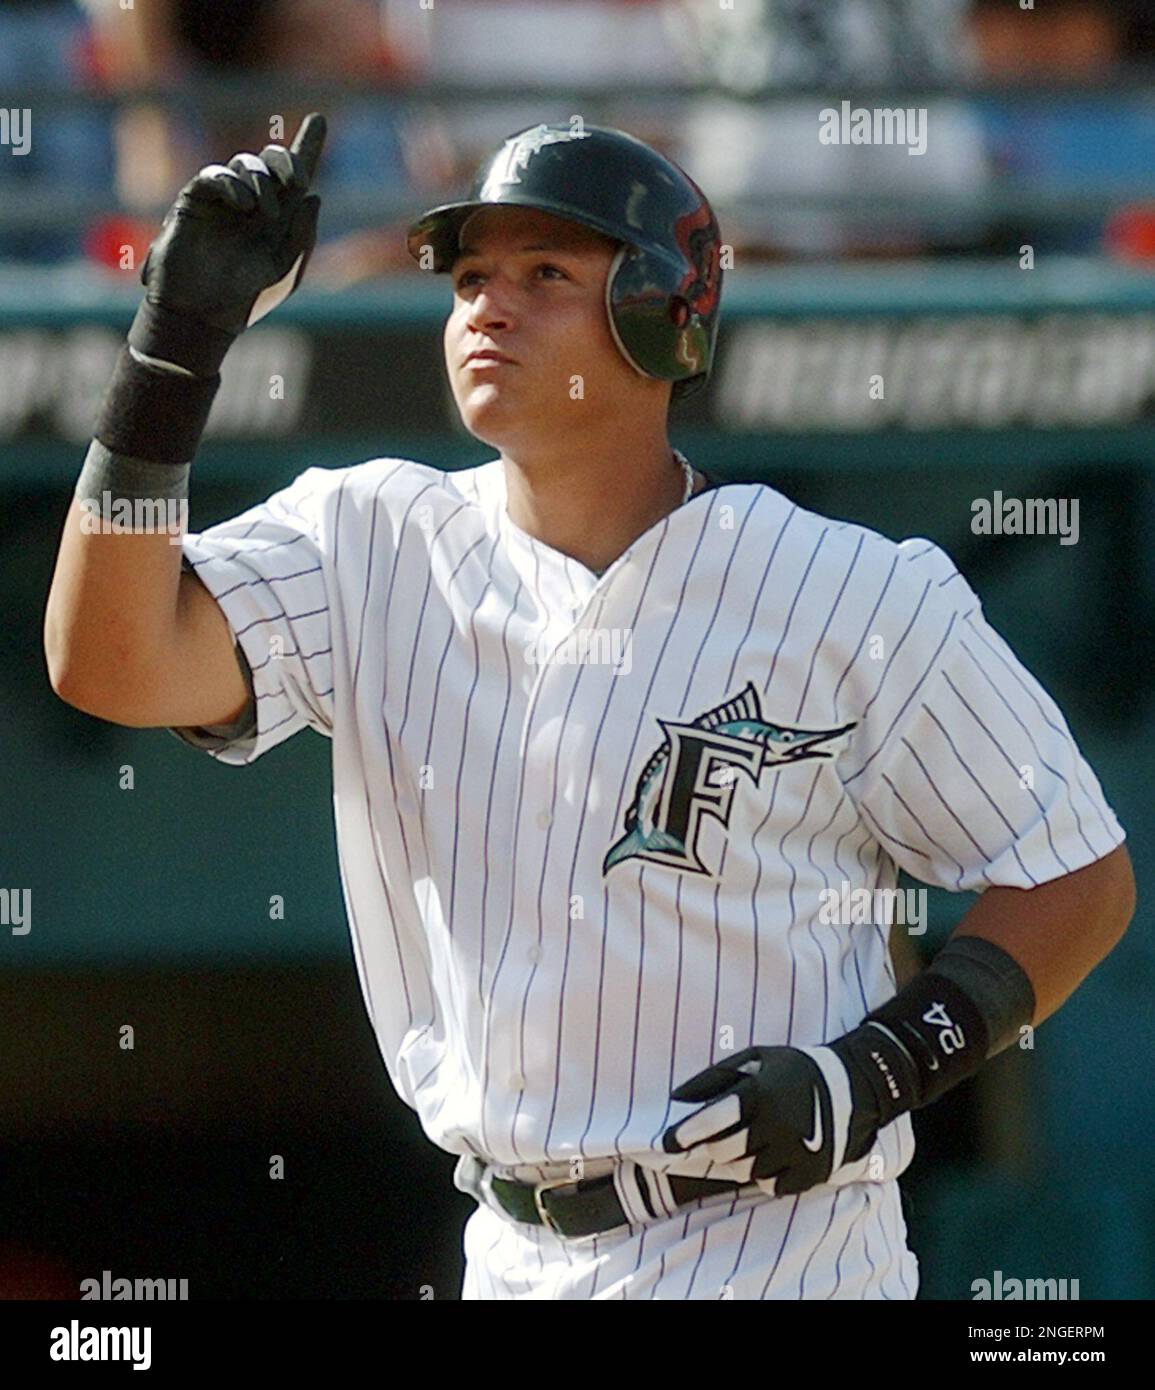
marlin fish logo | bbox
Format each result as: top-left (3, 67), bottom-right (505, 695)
top-left (603, 682), bottom-right (856, 876)
top-left (481, 123), bottom-right (591, 194)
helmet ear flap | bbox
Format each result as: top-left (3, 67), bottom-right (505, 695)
top-left (604, 242), bottom-right (651, 381)
top-left (608, 243), bottom-right (714, 385)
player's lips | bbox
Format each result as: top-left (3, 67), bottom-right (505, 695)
top-left (463, 349), bottom-right (518, 369)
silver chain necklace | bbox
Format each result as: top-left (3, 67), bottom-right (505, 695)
top-left (589, 450), bottom-right (696, 578)
top-left (673, 447), bottom-right (695, 505)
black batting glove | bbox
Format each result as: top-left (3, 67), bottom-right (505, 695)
top-left (662, 946), bottom-right (1028, 1199)
top-left (661, 1037), bottom-right (919, 1197)
top-left (128, 112), bottom-right (327, 377)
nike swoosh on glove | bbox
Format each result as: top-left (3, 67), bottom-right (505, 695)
top-left (661, 1044), bottom-right (883, 1198)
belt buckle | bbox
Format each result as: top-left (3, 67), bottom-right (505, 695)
top-left (531, 1175), bottom-right (582, 1235)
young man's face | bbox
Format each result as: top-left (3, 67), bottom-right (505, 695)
top-left (443, 205), bottom-right (668, 451)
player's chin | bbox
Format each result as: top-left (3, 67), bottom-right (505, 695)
top-left (456, 379), bottom-right (526, 431)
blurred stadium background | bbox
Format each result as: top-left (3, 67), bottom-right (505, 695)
top-left (2, 0), bottom-right (1153, 1299)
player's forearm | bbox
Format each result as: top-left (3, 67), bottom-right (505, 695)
top-left (823, 845), bottom-right (1135, 1163)
top-left (43, 311), bottom-right (213, 712)
top-left (44, 476), bottom-right (187, 713)
top-left (662, 847), bottom-right (1137, 1192)
top-left (47, 115), bottom-right (327, 723)
top-left (946, 841), bottom-right (1135, 1027)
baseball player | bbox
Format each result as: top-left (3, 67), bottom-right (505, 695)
top-left (45, 116), bottom-right (1135, 1299)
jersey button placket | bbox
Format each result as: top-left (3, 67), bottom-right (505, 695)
top-left (515, 623), bottom-right (577, 1106)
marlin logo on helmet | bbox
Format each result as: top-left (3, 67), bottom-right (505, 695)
top-left (481, 123), bottom-right (592, 196)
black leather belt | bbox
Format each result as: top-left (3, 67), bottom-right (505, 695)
top-left (487, 1167), bottom-right (746, 1239)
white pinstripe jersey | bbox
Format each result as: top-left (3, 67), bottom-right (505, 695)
top-left (172, 456), bottom-right (1125, 1201)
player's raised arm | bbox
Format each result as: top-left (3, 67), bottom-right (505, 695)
top-left (44, 114), bottom-right (327, 728)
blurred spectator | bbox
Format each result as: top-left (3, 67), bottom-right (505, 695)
top-left (970, 0), bottom-right (1153, 77)
top-left (966, 0), bottom-right (1155, 256)
top-left (2, 0), bottom-right (1153, 275)
top-left (0, 0), bottom-right (111, 263)
top-left (313, 0), bottom-right (688, 287)
top-left (77, 0), bottom-right (412, 271)
top-left (665, 0), bottom-right (992, 260)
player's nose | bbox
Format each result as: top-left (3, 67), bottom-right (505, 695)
top-left (467, 307), bottom-right (515, 342)
top-left (465, 279), bottom-right (518, 335)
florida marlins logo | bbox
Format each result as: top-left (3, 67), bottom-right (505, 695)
top-left (604, 683), bottom-right (856, 876)
top-left (480, 123), bottom-right (591, 197)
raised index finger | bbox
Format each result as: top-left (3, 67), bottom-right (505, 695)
top-left (289, 112), bottom-right (327, 186)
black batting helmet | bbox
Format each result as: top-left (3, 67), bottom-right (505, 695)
top-left (406, 122), bottom-right (724, 399)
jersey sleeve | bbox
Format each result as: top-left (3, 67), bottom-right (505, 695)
top-left (838, 542), bottom-right (1126, 892)
top-left (166, 467), bottom-right (337, 765)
